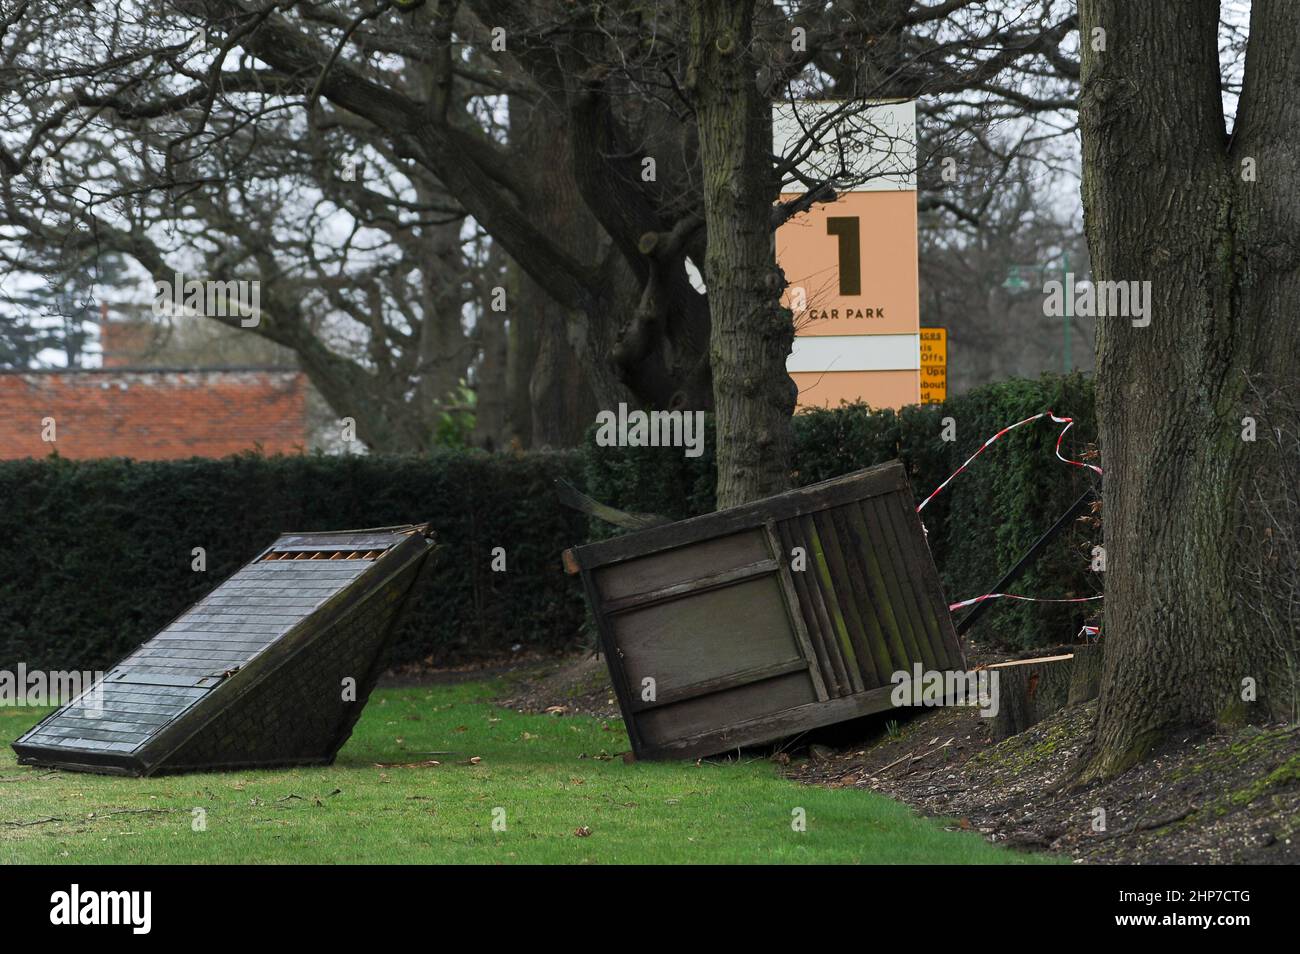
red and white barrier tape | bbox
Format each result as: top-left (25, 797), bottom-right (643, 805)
top-left (916, 411), bottom-right (1102, 513)
top-left (948, 592), bottom-right (1104, 612)
top-left (921, 410), bottom-right (1105, 617)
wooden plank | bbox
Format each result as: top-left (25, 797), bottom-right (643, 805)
top-left (261, 553), bottom-right (375, 562)
top-left (780, 518), bottom-right (851, 696)
top-left (984, 653), bottom-right (1075, 669)
top-left (825, 505), bottom-right (905, 685)
top-left (159, 622), bottom-right (296, 636)
top-left (774, 519), bottom-right (843, 697)
top-left (635, 671), bottom-right (817, 747)
top-left (189, 596), bottom-right (332, 608)
top-left (219, 568), bottom-right (354, 578)
top-left (831, 501), bottom-right (912, 680)
top-left (628, 657), bottom-right (809, 712)
top-left (577, 566), bottom-right (647, 755)
top-left (127, 644), bottom-right (261, 658)
top-left (595, 530), bottom-right (770, 602)
top-left (106, 671), bottom-right (216, 688)
top-left (57, 703), bottom-right (175, 720)
top-left (184, 602), bottom-right (337, 615)
top-left (237, 564), bottom-right (368, 578)
top-left (610, 576), bottom-right (800, 692)
top-left (175, 614), bottom-right (320, 627)
top-left (114, 668), bottom-right (224, 681)
top-left (206, 582), bottom-right (346, 593)
top-left (763, 522), bottom-right (828, 702)
top-left (237, 559), bottom-right (363, 569)
top-left (121, 654), bottom-right (255, 671)
top-left (94, 686), bottom-right (206, 705)
top-left (850, 498), bottom-right (926, 673)
top-left (864, 493), bottom-right (936, 666)
top-left (147, 637), bottom-right (271, 652)
top-left (39, 716), bottom-right (167, 733)
top-left (602, 558), bottom-right (778, 615)
top-left (163, 620), bottom-right (295, 634)
top-left (800, 514), bottom-right (867, 694)
top-left (572, 461), bottom-right (909, 570)
top-left (270, 530), bottom-right (412, 549)
top-left (60, 705), bottom-right (182, 723)
top-left (23, 735), bottom-right (111, 751)
top-left (26, 724), bottom-right (154, 745)
top-left (895, 489), bottom-right (966, 669)
top-left (876, 495), bottom-right (949, 669)
top-left (638, 684), bottom-right (900, 761)
top-left (811, 511), bottom-right (884, 688)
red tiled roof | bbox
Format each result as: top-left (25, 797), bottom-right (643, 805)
top-left (0, 368), bottom-right (307, 460)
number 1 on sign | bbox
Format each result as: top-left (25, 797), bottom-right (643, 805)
top-left (826, 216), bottom-right (861, 296)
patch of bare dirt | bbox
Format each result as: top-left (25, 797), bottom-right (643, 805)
top-left (786, 700), bottom-right (1300, 864)
top-left (497, 653), bottom-right (621, 719)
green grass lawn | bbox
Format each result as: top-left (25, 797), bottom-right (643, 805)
top-left (0, 680), bottom-right (1057, 864)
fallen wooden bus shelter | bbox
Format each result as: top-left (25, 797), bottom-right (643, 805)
top-left (13, 525), bottom-right (436, 776)
top-left (564, 461), bottom-right (965, 760)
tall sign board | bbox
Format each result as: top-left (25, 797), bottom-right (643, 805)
top-left (920, 327), bottom-right (947, 404)
top-left (774, 100), bottom-right (920, 410)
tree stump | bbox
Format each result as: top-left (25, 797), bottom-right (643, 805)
top-left (988, 654), bottom-right (1079, 741)
top-left (1067, 643), bottom-right (1104, 706)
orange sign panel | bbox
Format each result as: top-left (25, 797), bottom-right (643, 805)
top-left (779, 190), bottom-right (920, 338)
top-left (776, 99), bottom-right (920, 412)
top-left (920, 327), bottom-right (947, 404)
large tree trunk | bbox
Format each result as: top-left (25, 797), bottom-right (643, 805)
top-left (507, 91), bottom-right (600, 448)
top-left (472, 246), bottom-right (510, 451)
top-left (416, 215), bottom-right (473, 423)
top-left (1079, 0), bottom-right (1300, 777)
top-left (688, 0), bottom-right (796, 508)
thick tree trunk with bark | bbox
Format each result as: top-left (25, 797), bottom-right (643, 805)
top-left (417, 215), bottom-right (473, 421)
top-left (473, 244), bottom-right (510, 451)
top-left (1079, 0), bottom-right (1300, 777)
top-left (688, 0), bottom-right (796, 508)
top-left (506, 90), bottom-right (599, 448)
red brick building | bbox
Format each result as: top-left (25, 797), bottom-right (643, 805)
top-left (0, 367), bottom-right (308, 460)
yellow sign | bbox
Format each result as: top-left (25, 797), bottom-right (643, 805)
top-left (920, 327), bottom-right (947, 404)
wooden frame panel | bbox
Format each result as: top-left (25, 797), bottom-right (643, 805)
top-left (569, 461), bottom-right (964, 760)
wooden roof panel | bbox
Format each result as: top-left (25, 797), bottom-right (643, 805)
top-left (13, 525), bottom-right (435, 774)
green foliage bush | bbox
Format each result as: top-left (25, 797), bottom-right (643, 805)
top-left (0, 451), bottom-right (588, 673)
top-left (2, 375), bottom-right (1099, 673)
top-left (582, 374), bottom-right (1101, 649)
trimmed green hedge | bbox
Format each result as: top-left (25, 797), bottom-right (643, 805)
top-left (0, 452), bottom-right (588, 673)
top-left (2, 375), bottom-right (1099, 674)
top-left (583, 374), bottom-right (1101, 649)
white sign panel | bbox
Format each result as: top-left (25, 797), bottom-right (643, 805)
top-left (773, 99), bottom-right (916, 193)
top-left (787, 334), bottom-right (920, 373)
